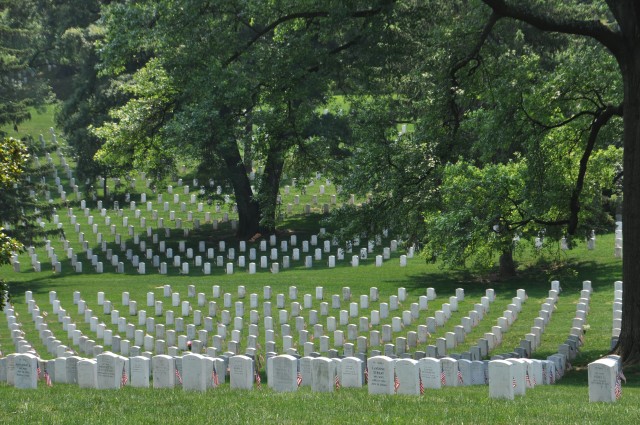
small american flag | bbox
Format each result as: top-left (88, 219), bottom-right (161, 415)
top-left (212, 367), bottom-right (219, 386)
top-left (394, 373), bottom-right (400, 393)
top-left (525, 371), bottom-right (532, 388)
top-left (121, 365), bottom-right (128, 387)
top-left (419, 374), bottom-right (424, 395)
top-left (457, 370), bottom-right (463, 384)
top-left (255, 371), bottom-right (261, 389)
top-left (175, 367), bottom-right (183, 385)
top-left (615, 375), bottom-right (622, 400)
top-left (335, 374), bottom-right (341, 390)
top-left (297, 371), bottom-right (302, 387)
top-left (36, 363), bottom-right (41, 379)
top-left (550, 368), bottom-right (555, 384)
top-left (440, 371), bottom-right (446, 386)
top-left (364, 367), bottom-right (368, 384)
top-left (44, 371), bottom-right (52, 387)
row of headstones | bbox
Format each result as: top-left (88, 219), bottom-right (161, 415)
top-left (0, 351), bottom-right (225, 390)
top-left (4, 305), bottom-right (38, 357)
top-left (611, 280), bottom-right (623, 347)
top-left (482, 288), bottom-right (546, 361)
top-left (57, 285), bottom-right (499, 356)
top-left (33, 134), bottom-right (231, 210)
top-left (31, 284), bottom-right (539, 363)
top-left (6, 292), bottom-right (570, 398)
top-left (614, 221), bottom-right (622, 258)
top-left (20, 284), bottom-right (479, 361)
top-left (32, 141), bottom-right (344, 232)
top-left (428, 289), bottom-right (505, 359)
top-left (34, 286), bottom-right (524, 363)
top-left (494, 282), bottom-right (563, 360)
top-left (34, 133), bottom-right (365, 235)
top-left (30, 286), bottom-right (446, 359)
top-left (18, 216), bottom-right (411, 274)
top-left (37, 131), bottom-right (335, 205)
top-left (556, 281), bottom-right (593, 362)
top-left (463, 281), bottom-right (574, 362)
top-left (20, 142), bottom-right (344, 273)
top-left (19, 280), bottom-right (568, 366)
top-left (455, 280), bottom-right (591, 362)
top-left (17, 281), bottom-right (561, 364)
top-left (1, 349), bottom-right (565, 398)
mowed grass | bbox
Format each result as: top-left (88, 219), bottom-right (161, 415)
top-left (0, 377), bottom-right (637, 425)
top-left (1, 107), bottom-right (638, 425)
top-left (1, 105), bottom-right (57, 140)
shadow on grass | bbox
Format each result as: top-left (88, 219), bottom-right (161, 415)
top-left (6, 273), bottom-right (80, 305)
top-left (387, 257), bottom-right (621, 298)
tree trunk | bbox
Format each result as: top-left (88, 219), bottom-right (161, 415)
top-left (498, 248), bottom-right (516, 279)
top-left (259, 144), bottom-right (286, 232)
top-left (243, 123), bottom-right (253, 172)
top-left (219, 139), bottom-right (261, 239)
top-left (615, 36), bottom-right (640, 365)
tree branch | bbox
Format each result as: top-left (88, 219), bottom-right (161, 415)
top-left (306, 35), bottom-right (363, 73)
top-left (520, 94), bottom-right (597, 130)
top-left (225, 6), bottom-right (389, 67)
top-left (448, 12), bottom-right (500, 137)
top-left (451, 12), bottom-right (500, 83)
top-left (481, 0), bottom-right (623, 56)
top-left (567, 102), bottom-right (623, 234)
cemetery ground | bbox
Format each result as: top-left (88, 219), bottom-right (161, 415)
top-left (1, 110), bottom-right (639, 424)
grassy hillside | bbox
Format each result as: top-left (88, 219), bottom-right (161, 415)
top-left (0, 106), bottom-right (636, 425)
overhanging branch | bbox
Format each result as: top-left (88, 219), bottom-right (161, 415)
top-left (225, 6), bottom-right (389, 67)
top-left (567, 102), bottom-right (623, 234)
top-left (481, 0), bottom-right (623, 56)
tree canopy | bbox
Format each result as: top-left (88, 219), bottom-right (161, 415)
top-left (19, 0), bottom-right (640, 362)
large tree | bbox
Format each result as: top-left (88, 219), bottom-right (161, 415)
top-left (328, 1), bottom-right (622, 273)
top-left (93, 0), bottom-right (392, 238)
top-left (473, 0), bottom-right (640, 366)
top-left (0, 0), bottom-right (52, 133)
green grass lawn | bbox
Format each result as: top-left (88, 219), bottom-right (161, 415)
top-left (2, 104), bottom-right (57, 140)
top-left (0, 106), bottom-right (636, 425)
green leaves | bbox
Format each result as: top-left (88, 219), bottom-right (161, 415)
top-left (0, 137), bottom-right (29, 187)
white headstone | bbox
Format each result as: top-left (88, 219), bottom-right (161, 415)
top-left (270, 355), bottom-right (298, 392)
top-left (77, 359), bottom-right (98, 388)
top-left (395, 358), bottom-right (420, 395)
top-left (14, 353), bottom-right (38, 389)
top-left (230, 355), bottom-right (255, 390)
top-left (489, 360), bottom-right (515, 400)
top-left (367, 356), bottom-right (395, 395)
top-left (588, 357), bottom-right (621, 402)
top-left (96, 352), bottom-right (128, 389)
top-left (130, 356), bottom-right (150, 388)
top-left (340, 357), bottom-right (364, 388)
top-left (152, 355), bottom-right (176, 389)
top-left (311, 357), bottom-right (336, 393)
top-left (182, 353), bottom-right (208, 392)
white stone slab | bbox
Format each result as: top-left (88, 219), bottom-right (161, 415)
top-left (489, 360), bottom-right (514, 400)
top-left (367, 356), bottom-right (395, 395)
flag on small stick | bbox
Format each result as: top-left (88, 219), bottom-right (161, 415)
top-left (175, 367), bottom-right (183, 385)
